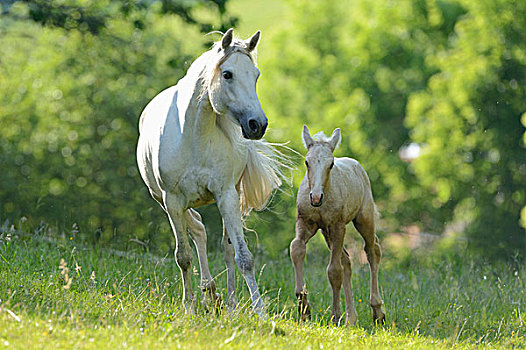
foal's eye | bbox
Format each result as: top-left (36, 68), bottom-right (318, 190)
top-left (329, 161), bottom-right (334, 169)
top-left (222, 71), bottom-right (233, 79)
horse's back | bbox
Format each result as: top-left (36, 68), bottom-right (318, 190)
top-left (333, 157), bottom-right (375, 219)
top-left (335, 156), bottom-right (369, 182)
top-left (137, 85), bottom-right (182, 203)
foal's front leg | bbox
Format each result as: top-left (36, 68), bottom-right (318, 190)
top-left (290, 218), bottom-right (317, 321)
top-left (326, 223), bottom-right (345, 325)
top-left (216, 187), bottom-right (265, 317)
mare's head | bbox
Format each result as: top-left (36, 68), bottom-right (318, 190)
top-left (302, 125), bottom-right (341, 207)
top-left (204, 28), bottom-right (267, 140)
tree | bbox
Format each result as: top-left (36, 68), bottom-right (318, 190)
top-left (0, 0), bottom-right (236, 252)
top-left (406, 0), bottom-right (526, 258)
top-left (259, 0), bottom-right (525, 259)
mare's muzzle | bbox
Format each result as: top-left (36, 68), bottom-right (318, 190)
top-left (241, 116), bottom-right (268, 140)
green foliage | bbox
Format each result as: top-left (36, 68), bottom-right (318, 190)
top-left (0, 1), bottom-right (234, 252)
top-left (259, 0), bottom-right (525, 259)
top-left (405, 0), bottom-right (526, 257)
top-left (0, 0), bottom-right (525, 259)
top-left (0, 226), bottom-right (524, 348)
top-left (3, 0), bottom-right (238, 34)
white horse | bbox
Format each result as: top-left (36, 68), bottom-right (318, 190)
top-left (136, 29), bottom-right (286, 317)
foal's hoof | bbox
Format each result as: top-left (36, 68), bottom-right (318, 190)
top-left (297, 293), bottom-right (311, 321)
top-left (372, 308), bottom-right (386, 326)
top-left (345, 313), bottom-right (358, 326)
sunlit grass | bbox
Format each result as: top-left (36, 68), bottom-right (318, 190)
top-left (0, 225), bottom-right (524, 349)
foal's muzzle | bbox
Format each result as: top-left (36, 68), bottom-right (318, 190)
top-left (310, 192), bottom-right (324, 207)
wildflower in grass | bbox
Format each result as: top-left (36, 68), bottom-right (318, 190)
top-left (90, 271), bottom-right (96, 284)
top-left (358, 299), bottom-right (362, 303)
top-left (71, 223), bottom-right (79, 238)
top-left (59, 258), bottom-right (72, 289)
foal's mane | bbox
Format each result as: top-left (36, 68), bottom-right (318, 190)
top-left (306, 131), bottom-right (342, 150)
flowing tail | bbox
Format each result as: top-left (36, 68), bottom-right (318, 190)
top-left (239, 140), bottom-right (293, 215)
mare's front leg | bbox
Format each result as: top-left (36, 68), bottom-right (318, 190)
top-left (290, 217), bottom-right (317, 321)
top-left (221, 221), bottom-right (237, 311)
top-left (216, 187), bottom-right (265, 317)
top-left (164, 193), bottom-right (195, 314)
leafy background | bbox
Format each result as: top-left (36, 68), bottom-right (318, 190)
top-left (0, 0), bottom-right (524, 260)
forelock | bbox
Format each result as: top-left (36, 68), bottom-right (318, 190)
top-left (200, 38), bottom-right (257, 100)
top-left (313, 131), bottom-right (330, 142)
top-left (312, 131), bottom-right (341, 149)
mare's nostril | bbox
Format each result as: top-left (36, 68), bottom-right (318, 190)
top-left (248, 119), bottom-right (259, 133)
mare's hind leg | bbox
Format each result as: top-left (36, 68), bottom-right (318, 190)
top-left (164, 193), bottom-right (195, 314)
top-left (290, 218), bottom-right (317, 321)
top-left (354, 206), bottom-right (386, 325)
top-left (221, 221), bottom-right (238, 311)
top-left (341, 247), bottom-right (358, 325)
top-left (185, 209), bottom-right (221, 311)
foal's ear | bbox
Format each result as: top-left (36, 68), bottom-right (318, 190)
top-left (302, 125), bottom-right (314, 149)
top-left (222, 28), bottom-right (234, 50)
top-left (328, 128), bottom-right (341, 151)
top-left (247, 30), bottom-right (261, 52)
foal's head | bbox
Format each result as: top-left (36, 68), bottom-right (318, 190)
top-left (302, 125), bottom-right (341, 207)
top-left (206, 28), bottom-right (267, 140)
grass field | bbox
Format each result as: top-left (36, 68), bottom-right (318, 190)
top-left (0, 223), bottom-right (524, 349)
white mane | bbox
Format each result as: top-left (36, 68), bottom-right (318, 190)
top-left (196, 37), bottom-right (291, 214)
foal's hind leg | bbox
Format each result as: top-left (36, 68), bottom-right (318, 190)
top-left (185, 209), bottom-right (221, 311)
top-left (290, 218), bottom-right (317, 321)
top-left (221, 221), bottom-right (237, 311)
top-left (341, 247), bottom-right (358, 325)
top-left (164, 193), bottom-right (195, 314)
top-left (354, 208), bottom-right (385, 324)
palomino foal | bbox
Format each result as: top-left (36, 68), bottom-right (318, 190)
top-left (290, 125), bottom-right (386, 325)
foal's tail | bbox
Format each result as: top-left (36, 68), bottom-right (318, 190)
top-left (239, 140), bottom-right (293, 215)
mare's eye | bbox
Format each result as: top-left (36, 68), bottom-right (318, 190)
top-left (329, 161), bottom-right (334, 169)
top-left (305, 160), bottom-right (309, 168)
top-left (223, 71), bottom-right (233, 79)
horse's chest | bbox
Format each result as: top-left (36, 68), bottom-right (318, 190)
top-left (177, 148), bottom-right (245, 207)
top-left (177, 169), bottom-right (215, 206)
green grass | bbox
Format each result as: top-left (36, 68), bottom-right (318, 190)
top-left (0, 225), bottom-right (524, 349)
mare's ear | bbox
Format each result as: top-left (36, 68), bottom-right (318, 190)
top-left (247, 30), bottom-right (261, 52)
top-left (328, 128), bottom-right (341, 151)
top-left (222, 28), bottom-right (234, 50)
top-left (302, 125), bottom-right (314, 149)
